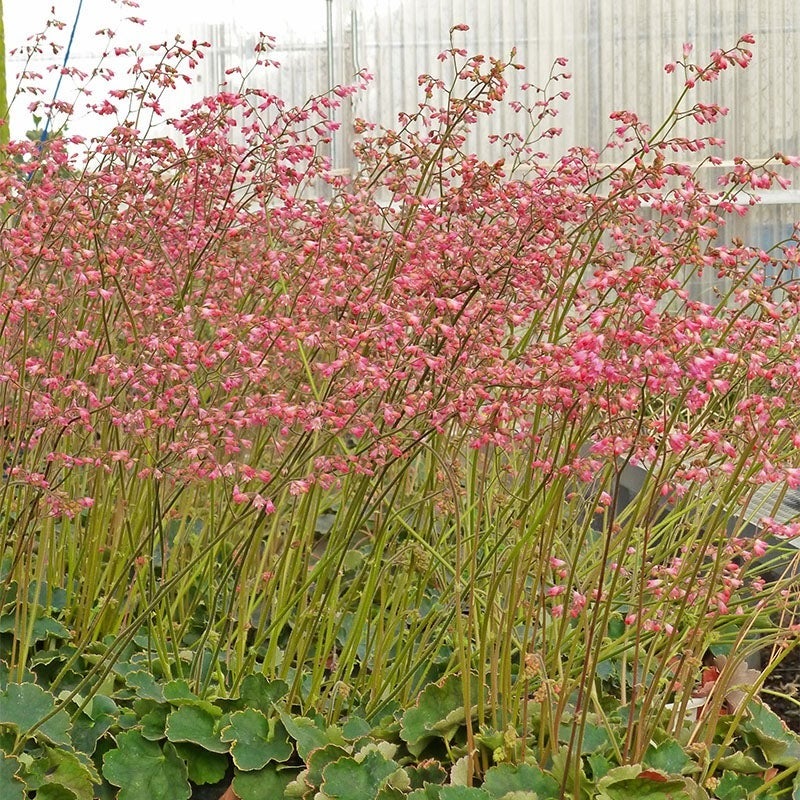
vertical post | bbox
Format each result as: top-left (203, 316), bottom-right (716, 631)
top-left (0, 0), bottom-right (8, 146)
top-left (326, 0), bottom-right (336, 169)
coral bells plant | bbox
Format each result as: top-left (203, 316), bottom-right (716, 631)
top-left (1, 9), bottom-right (800, 797)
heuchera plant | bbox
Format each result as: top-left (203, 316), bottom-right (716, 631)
top-left (1, 3), bottom-right (799, 797)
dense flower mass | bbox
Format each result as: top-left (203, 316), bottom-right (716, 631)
top-left (1, 33), bottom-right (798, 519)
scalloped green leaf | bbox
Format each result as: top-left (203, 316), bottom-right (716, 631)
top-left (24, 744), bottom-right (94, 800)
top-left (483, 762), bottom-right (559, 799)
top-left (715, 749), bottom-right (768, 774)
top-left (139, 703), bottom-right (169, 741)
top-left (643, 739), bottom-right (692, 775)
top-left (714, 770), bottom-right (763, 800)
top-left (439, 788), bottom-right (492, 799)
top-left (29, 644), bottom-right (77, 668)
top-left (0, 614), bottom-right (71, 643)
top-left (307, 743), bottom-right (350, 789)
top-left (588, 753), bottom-right (613, 781)
top-left (162, 679), bottom-right (219, 716)
top-left (0, 682), bottom-right (70, 745)
top-left (406, 759), bottom-right (447, 789)
top-left (123, 670), bottom-right (165, 702)
top-left (376, 787), bottom-right (406, 800)
top-left (408, 788), bottom-right (442, 800)
top-left (740, 700), bottom-right (800, 766)
top-left (400, 675), bottom-right (477, 756)
top-left (221, 709), bottom-right (293, 771)
top-left (0, 754), bottom-right (24, 800)
top-left (173, 742), bottom-right (229, 785)
top-left (279, 712), bottom-right (331, 760)
top-left (166, 705), bottom-right (228, 753)
top-left (233, 765), bottom-right (296, 799)
top-left (558, 721), bottom-right (611, 754)
top-left (70, 695), bottom-right (118, 755)
top-left (596, 767), bottom-right (704, 800)
top-left (321, 749), bottom-right (400, 799)
top-left (342, 716), bottom-right (372, 740)
top-left (102, 731), bottom-right (190, 800)
top-left (239, 675), bottom-right (288, 715)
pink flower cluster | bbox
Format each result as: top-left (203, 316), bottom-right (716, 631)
top-left (1, 31), bottom-right (799, 537)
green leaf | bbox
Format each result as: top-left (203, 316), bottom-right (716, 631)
top-left (0, 754), bottom-right (24, 800)
top-left (715, 770), bottom-right (763, 800)
top-left (716, 749), bottom-right (768, 774)
top-left (239, 675), bottom-right (288, 715)
top-left (741, 700), bottom-right (800, 766)
top-left (596, 766), bottom-right (705, 800)
top-left (406, 759), bottom-right (447, 789)
top-left (401, 675), bottom-right (477, 756)
top-left (483, 763), bottom-right (559, 799)
top-left (173, 742), bottom-right (229, 785)
top-left (588, 753), bottom-right (613, 781)
top-left (162, 680), bottom-right (219, 716)
top-left (31, 786), bottom-right (77, 800)
top-left (123, 671), bottom-right (165, 702)
top-left (0, 614), bottom-right (71, 643)
top-left (558, 721), bottom-right (611, 754)
top-left (321, 749), bottom-right (400, 799)
top-left (166, 706), bottom-right (228, 753)
top-left (643, 739), bottom-right (692, 775)
top-left (0, 683), bottom-right (71, 745)
top-left (376, 788), bottom-right (406, 800)
top-left (24, 745), bottom-right (94, 800)
top-left (306, 743), bottom-right (351, 789)
top-left (342, 716), bottom-right (373, 740)
top-left (279, 712), bottom-right (331, 760)
top-left (139, 703), bottom-right (169, 741)
top-left (220, 709), bottom-right (293, 771)
top-left (439, 788), bottom-right (492, 799)
top-left (102, 731), bottom-right (190, 800)
top-left (408, 788), bottom-right (443, 800)
top-left (233, 766), bottom-right (295, 800)
top-left (70, 696), bottom-right (118, 755)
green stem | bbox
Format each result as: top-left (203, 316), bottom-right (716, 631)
top-left (0, 0), bottom-right (7, 147)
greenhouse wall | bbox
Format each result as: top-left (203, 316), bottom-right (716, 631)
top-left (7, 0), bottom-right (800, 296)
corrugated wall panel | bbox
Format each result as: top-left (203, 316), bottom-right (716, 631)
top-left (344, 0), bottom-right (799, 164)
top-left (9, 1), bottom-right (798, 263)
